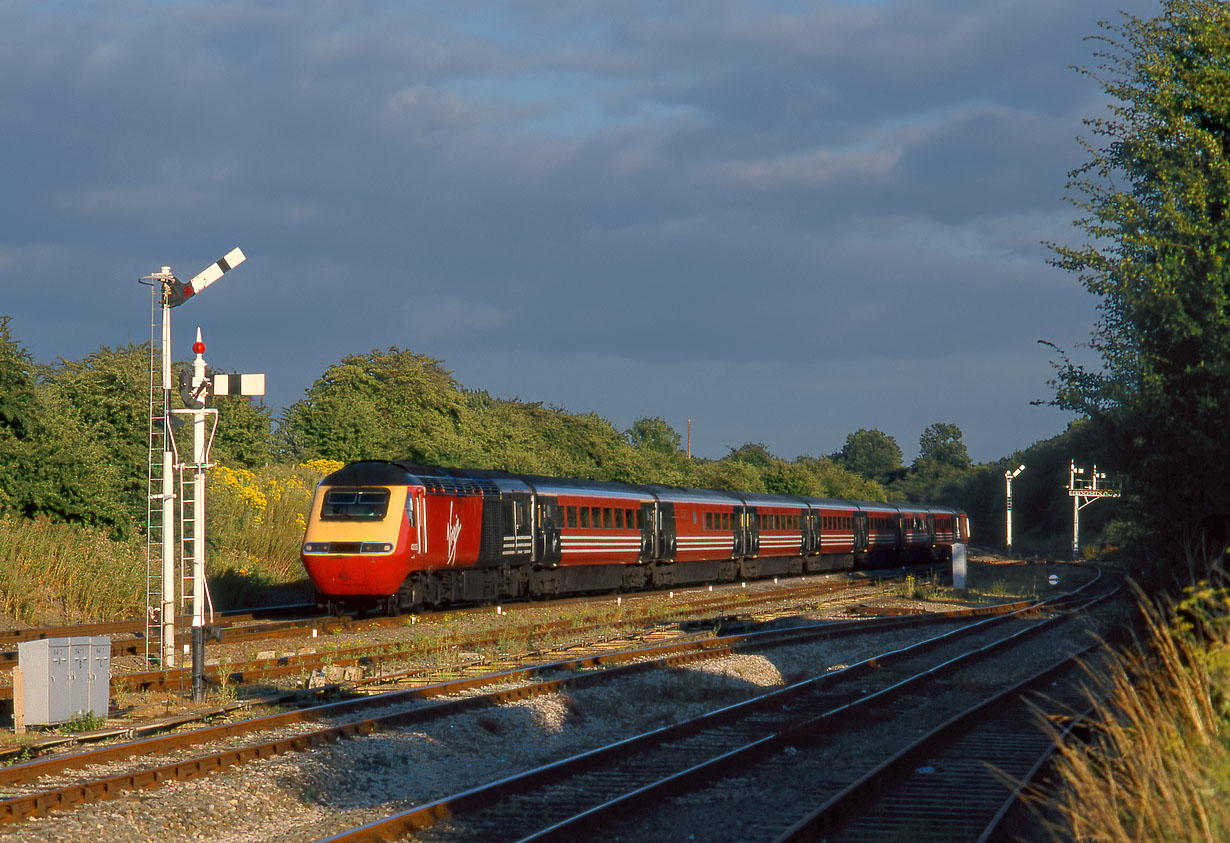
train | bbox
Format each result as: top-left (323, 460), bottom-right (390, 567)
top-left (300, 460), bottom-right (971, 615)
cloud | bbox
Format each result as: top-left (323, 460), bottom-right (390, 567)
top-left (0, 0), bottom-right (1160, 468)
top-left (405, 295), bottom-right (514, 342)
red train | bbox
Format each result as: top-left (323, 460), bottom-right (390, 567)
top-left (300, 460), bottom-right (971, 614)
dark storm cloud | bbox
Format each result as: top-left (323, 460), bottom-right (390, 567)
top-left (0, 0), bottom-right (1160, 462)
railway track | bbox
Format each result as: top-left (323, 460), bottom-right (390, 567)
top-left (315, 573), bottom-right (1117, 842)
top-left (0, 574), bottom-right (1079, 832)
top-left (0, 572), bottom-right (911, 702)
top-left (773, 651), bottom-right (1096, 841)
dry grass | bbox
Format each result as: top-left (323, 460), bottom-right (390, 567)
top-left (0, 461), bottom-right (339, 624)
top-left (0, 517), bottom-right (144, 623)
top-left (1037, 581), bottom-right (1230, 841)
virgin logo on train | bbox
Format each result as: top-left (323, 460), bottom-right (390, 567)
top-left (446, 501), bottom-right (462, 566)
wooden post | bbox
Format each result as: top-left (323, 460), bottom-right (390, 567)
top-left (13, 665), bottom-right (24, 735)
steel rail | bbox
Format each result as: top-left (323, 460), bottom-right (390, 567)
top-left (313, 574), bottom-right (1109, 842)
top-left (771, 646), bottom-right (1103, 841)
top-left (0, 583), bottom-right (1055, 825)
top-left (514, 578), bottom-right (1116, 843)
top-left (0, 604), bottom-right (983, 794)
top-left (0, 574), bottom-right (905, 699)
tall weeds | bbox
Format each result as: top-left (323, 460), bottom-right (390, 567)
top-left (0, 517), bottom-right (144, 623)
top-left (204, 460), bottom-right (339, 607)
top-left (0, 461), bottom-right (340, 624)
top-left (1039, 582), bottom-right (1230, 840)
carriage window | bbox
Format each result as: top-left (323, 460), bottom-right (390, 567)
top-left (592, 507), bottom-right (601, 528)
top-left (634, 509), bottom-right (642, 529)
top-left (603, 507), bottom-right (613, 528)
top-left (566, 506), bottom-right (578, 528)
top-left (580, 507), bottom-right (590, 528)
top-left (321, 489), bottom-right (389, 520)
top-left (404, 495), bottom-right (417, 528)
top-left (615, 509), bottom-right (624, 529)
top-left (722, 513), bottom-right (730, 530)
top-left (705, 512), bottom-right (713, 530)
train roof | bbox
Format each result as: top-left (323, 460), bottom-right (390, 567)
top-left (321, 461), bottom-right (965, 516)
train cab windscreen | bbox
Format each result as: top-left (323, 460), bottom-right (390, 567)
top-left (321, 489), bottom-right (390, 519)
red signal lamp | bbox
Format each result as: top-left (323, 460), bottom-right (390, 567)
top-left (192, 341), bottom-right (206, 355)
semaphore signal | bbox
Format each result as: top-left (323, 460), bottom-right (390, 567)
top-left (138, 248), bottom-right (253, 693)
top-left (166, 247), bottom-right (246, 307)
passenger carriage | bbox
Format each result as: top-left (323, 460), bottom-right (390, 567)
top-left (302, 460), bottom-right (971, 614)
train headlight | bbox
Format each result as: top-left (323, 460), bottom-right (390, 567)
top-left (360, 542), bottom-right (394, 554)
top-left (302, 542), bottom-right (330, 554)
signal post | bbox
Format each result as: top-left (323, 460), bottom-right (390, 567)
top-left (139, 248), bottom-right (263, 701)
top-left (178, 331), bottom-right (264, 700)
top-left (1067, 460), bottom-right (1121, 560)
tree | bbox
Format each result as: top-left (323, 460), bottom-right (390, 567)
top-left (43, 344), bottom-right (150, 523)
top-left (277, 348), bottom-right (474, 464)
top-left (833, 429), bottom-right (903, 483)
top-left (726, 442), bottom-right (776, 470)
top-left (0, 323), bottom-right (131, 534)
top-left (1046, 0), bottom-right (1230, 580)
top-left (0, 317), bottom-right (38, 441)
top-left (916, 422), bottom-right (971, 471)
top-left (211, 393), bottom-right (273, 468)
top-left (626, 417), bottom-right (681, 455)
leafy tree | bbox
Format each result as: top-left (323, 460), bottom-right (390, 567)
top-left (40, 344), bottom-right (273, 526)
top-left (0, 317), bottom-right (38, 441)
top-left (690, 458), bottom-right (767, 494)
top-left (916, 422), bottom-right (971, 471)
top-left (833, 429), bottom-right (903, 483)
top-left (1046, 0), bottom-right (1230, 580)
top-left (792, 456), bottom-right (887, 501)
top-left (277, 348), bottom-right (474, 464)
top-left (626, 416), bottom-right (682, 456)
top-left (210, 393), bottom-right (273, 468)
top-left (0, 324), bottom-right (131, 534)
top-left (726, 442), bottom-right (776, 470)
top-left (43, 344), bottom-right (150, 522)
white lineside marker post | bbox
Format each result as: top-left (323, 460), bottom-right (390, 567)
top-left (952, 541), bottom-right (968, 592)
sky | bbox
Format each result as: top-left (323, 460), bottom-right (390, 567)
top-left (0, 0), bottom-right (1161, 464)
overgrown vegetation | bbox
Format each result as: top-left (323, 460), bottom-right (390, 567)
top-left (0, 517), bottom-right (144, 623)
top-left (1043, 0), bottom-right (1230, 584)
top-left (0, 318), bottom-right (1121, 624)
top-left (1038, 581), bottom-right (1230, 840)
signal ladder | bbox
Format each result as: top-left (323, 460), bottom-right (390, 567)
top-left (144, 279), bottom-right (169, 668)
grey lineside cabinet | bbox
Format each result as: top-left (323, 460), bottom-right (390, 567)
top-left (17, 637), bottom-right (110, 726)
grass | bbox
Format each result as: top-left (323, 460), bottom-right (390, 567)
top-left (891, 572), bottom-right (945, 601)
top-left (0, 461), bottom-right (337, 626)
top-left (0, 517), bottom-right (144, 623)
top-left (1034, 580), bottom-right (1230, 840)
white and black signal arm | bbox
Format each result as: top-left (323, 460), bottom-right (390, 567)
top-left (167, 247), bottom-right (246, 308)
